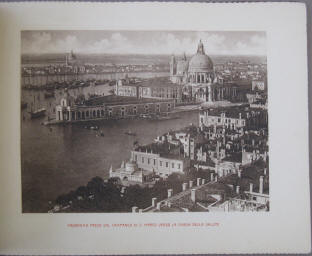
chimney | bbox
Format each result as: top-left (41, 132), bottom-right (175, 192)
top-left (249, 183), bottom-right (253, 193)
top-left (138, 209), bottom-right (143, 213)
top-left (182, 183), bottom-right (187, 191)
top-left (156, 202), bottom-right (161, 210)
top-left (264, 168), bottom-right (267, 175)
top-left (239, 113), bottom-right (242, 119)
top-left (202, 179), bottom-right (206, 185)
top-left (237, 169), bottom-right (242, 178)
top-left (215, 176), bottom-right (218, 182)
top-left (167, 189), bottom-right (173, 198)
top-left (167, 201), bottom-right (172, 208)
top-left (224, 200), bottom-right (230, 212)
top-left (132, 206), bottom-right (138, 213)
top-left (210, 173), bottom-right (214, 182)
top-left (236, 186), bottom-right (240, 194)
top-left (189, 180), bottom-right (194, 188)
top-left (197, 178), bottom-right (201, 186)
top-left (259, 176), bottom-right (264, 194)
top-left (152, 197), bottom-right (157, 207)
top-left (191, 189), bottom-right (196, 202)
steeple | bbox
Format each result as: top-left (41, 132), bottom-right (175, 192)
top-left (197, 39), bottom-right (205, 55)
top-left (170, 54), bottom-right (176, 63)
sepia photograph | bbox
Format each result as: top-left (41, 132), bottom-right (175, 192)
top-left (21, 30), bottom-right (269, 213)
top-left (0, 2), bottom-right (310, 254)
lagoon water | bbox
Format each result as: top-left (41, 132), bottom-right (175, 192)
top-left (21, 85), bottom-right (198, 213)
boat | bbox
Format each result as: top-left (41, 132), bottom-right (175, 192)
top-left (29, 108), bottom-right (46, 119)
top-left (125, 131), bottom-right (136, 136)
top-left (153, 114), bottom-right (180, 121)
top-left (29, 93), bottom-right (46, 119)
top-left (139, 114), bottom-right (152, 119)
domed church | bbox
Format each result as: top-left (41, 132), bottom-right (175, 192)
top-left (170, 40), bottom-right (237, 103)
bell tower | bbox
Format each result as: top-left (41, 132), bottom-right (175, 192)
top-left (170, 54), bottom-right (176, 76)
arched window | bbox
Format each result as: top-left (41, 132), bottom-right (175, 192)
top-left (93, 110), bottom-right (96, 117)
top-left (86, 111), bottom-right (89, 118)
top-left (97, 110), bottom-right (100, 117)
top-left (101, 110), bottom-right (104, 116)
top-left (77, 112), bottom-right (81, 119)
top-left (82, 111), bottom-right (85, 119)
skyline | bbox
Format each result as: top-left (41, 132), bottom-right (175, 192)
top-left (22, 31), bottom-right (266, 56)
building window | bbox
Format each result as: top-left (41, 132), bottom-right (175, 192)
top-left (178, 164), bottom-right (181, 169)
top-left (148, 158), bottom-right (150, 164)
top-left (142, 157), bottom-right (144, 163)
top-left (160, 161), bottom-right (162, 167)
top-left (154, 159), bottom-right (156, 165)
top-left (135, 155), bottom-right (137, 162)
top-left (166, 162), bottom-right (168, 168)
top-left (172, 163), bottom-right (174, 168)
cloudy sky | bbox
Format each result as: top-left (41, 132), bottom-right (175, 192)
top-left (21, 31), bottom-right (266, 56)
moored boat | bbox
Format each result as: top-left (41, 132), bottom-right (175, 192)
top-left (30, 108), bottom-right (46, 119)
top-left (125, 131), bottom-right (136, 136)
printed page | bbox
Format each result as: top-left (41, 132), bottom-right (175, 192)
top-left (0, 2), bottom-right (310, 254)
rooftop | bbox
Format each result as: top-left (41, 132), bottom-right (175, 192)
top-left (135, 142), bottom-right (184, 160)
top-left (84, 95), bottom-right (174, 106)
top-left (200, 106), bottom-right (265, 119)
top-left (136, 77), bottom-right (181, 88)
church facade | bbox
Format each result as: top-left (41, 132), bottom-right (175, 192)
top-left (170, 40), bottom-right (238, 103)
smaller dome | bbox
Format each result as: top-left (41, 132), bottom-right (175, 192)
top-left (125, 161), bottom-right (138, 173)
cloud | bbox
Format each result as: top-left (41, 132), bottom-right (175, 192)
top-left (22, 31), bottom-right (266, 56)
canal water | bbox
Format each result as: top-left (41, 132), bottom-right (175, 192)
top-left (21, 85), bottom-right (199, 213)
top-left (22, 71), bottom-right (169, 87)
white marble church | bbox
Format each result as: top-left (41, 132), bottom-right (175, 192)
top-left (170, 40), bottom-right (237, 103)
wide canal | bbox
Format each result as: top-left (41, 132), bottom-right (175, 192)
top-left (21, 86), bottom-right (199, 213)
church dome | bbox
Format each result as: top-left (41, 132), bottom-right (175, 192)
top-left (188, 54), bottom-right (213, 73)
top-left (188, 40), bottom-right (213, 73)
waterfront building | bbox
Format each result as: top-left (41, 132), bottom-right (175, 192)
top-left (169, 40), bottom-right (239, 103)
top-left (199, 106), bottom-right (268, 130)
top-left (130, 144), bottom-right (190, 178)
top-left (115, 76), bottom-right (183, 103)
top-left (55, 93), bottom-right (175, 122)
top-left (115, 77), bottom-right (139, 98)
